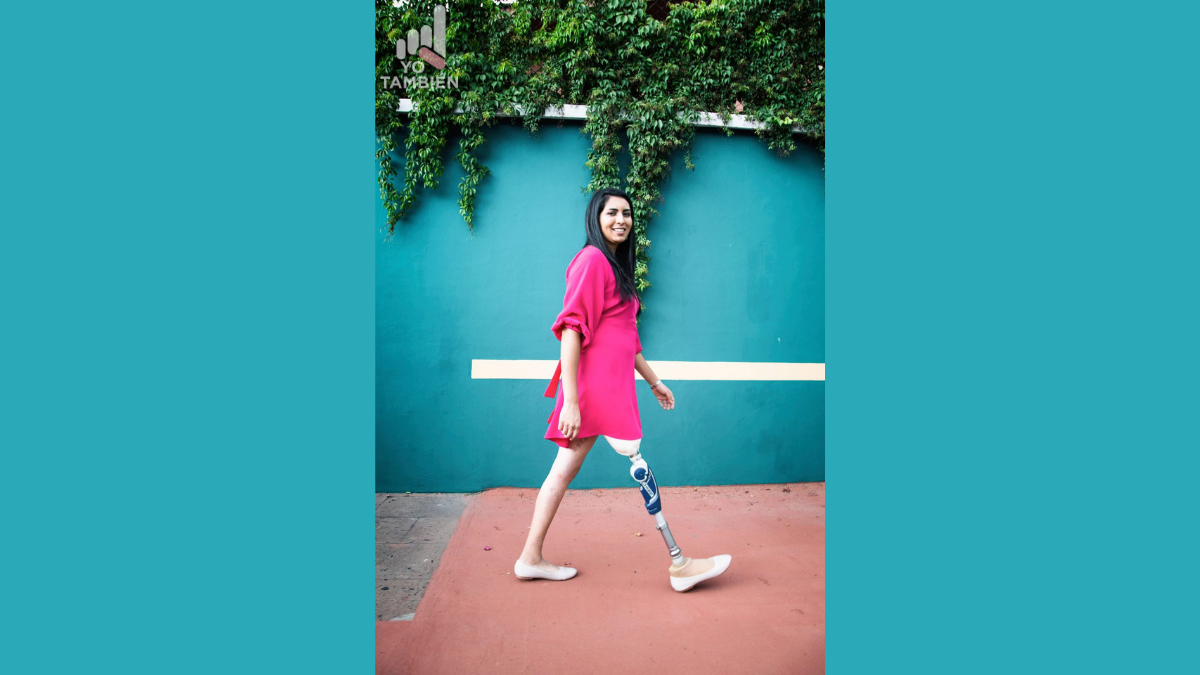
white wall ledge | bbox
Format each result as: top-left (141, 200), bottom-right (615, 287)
top-left (395, 98), bottom-right (808, 134)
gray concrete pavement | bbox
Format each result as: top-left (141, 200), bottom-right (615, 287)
top-left (376, 493), bottom-right (472, 621)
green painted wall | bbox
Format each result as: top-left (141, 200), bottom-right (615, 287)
top-left (376, 121), bottom-right (824, 492)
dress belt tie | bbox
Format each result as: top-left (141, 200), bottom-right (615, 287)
top-left (545, 360), bottom-right (562, 398)
top-left (544, 360), bottom-right (562, 423)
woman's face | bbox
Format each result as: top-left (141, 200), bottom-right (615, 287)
top-left (599, 196), bottom-right (632, 250)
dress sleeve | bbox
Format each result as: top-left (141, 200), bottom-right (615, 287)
top-left (551, 250), bottom-right (607, 349)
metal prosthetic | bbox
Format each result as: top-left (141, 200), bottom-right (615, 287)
top-left (628, 451), bottom-right (684, 565)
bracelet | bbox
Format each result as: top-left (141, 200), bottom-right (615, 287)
top-left (649, 380), bottom-right (662, 390)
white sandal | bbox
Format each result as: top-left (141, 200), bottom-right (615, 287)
top-left (514, 560), bottom-right (578, 581)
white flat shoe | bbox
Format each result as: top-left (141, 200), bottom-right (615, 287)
top-left (669, 554), bottom-right (732, 592)
top-left (514, 560), bottom-right (578, 581)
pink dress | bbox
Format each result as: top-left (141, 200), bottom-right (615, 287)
top-left (544, 245), bottom-right (643, 448)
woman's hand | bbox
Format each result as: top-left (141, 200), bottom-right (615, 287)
top-left (653, 383), bottom-right (675, 410)
top-left (559, 400), bottom-right (581, 440)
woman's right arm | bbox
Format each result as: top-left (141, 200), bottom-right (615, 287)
top-left (557, 328), bottom-right (583, 440)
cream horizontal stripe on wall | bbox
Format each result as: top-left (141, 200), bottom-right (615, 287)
top-left (471, 360), bottom-right (825, 381)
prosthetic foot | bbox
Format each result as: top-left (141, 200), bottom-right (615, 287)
top-left (628, 451), bottom-right (732, 592)
top-left (668, 554), bottom-right (733, 592)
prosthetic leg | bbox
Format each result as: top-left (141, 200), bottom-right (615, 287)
top-left (616, 440), bottom-right (732, 592)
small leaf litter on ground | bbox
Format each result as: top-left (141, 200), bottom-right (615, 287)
top-left (483, 546), bottom-right (491, 550)
top-left (634, 532), bottom-right (642, 537)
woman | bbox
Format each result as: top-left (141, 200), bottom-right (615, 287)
top-left (514, 187), bottom-right (731, 592)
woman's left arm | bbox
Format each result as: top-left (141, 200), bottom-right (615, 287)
top-left (635, 352), bottom-right (675, 410)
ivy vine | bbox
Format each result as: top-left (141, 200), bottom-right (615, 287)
top-left (376, 0), bottom-right (824, 295)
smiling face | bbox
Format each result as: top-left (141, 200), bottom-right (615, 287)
top-left (598, 196), bottom-right (632, 253)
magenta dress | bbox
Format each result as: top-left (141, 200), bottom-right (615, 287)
top-left (544, 245), bottom-right (643, 448)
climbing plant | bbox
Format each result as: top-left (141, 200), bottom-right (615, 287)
top-left (376, 0), bottom-right (824, 295)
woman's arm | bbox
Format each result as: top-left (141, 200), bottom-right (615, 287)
top-left (634, 352), bottom-right (658, 385)
top-left (635, 353), bottom-right (675, 410)
top-left (558, 329), bottom-right (583, 439)
top-left (561, 329), bottom-right (583, 404)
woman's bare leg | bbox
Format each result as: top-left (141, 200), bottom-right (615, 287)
top-left (518, 435), bottom-right (598, 571)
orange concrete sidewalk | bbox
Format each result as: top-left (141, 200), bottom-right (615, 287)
top-left (377, 483), bottom-right (825, 674)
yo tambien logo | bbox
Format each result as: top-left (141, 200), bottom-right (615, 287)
top-left (381, 4), bottom-right (460, 90)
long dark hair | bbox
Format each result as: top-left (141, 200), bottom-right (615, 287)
top-left (583, 188), bottom-right (641, 317)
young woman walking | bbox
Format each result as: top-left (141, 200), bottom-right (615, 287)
top-left (514, 187), bottom-right (731, 592)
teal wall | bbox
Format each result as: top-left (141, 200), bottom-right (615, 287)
top-left (377, 121), bottom-right (824, 492)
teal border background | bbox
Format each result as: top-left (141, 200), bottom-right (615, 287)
top-left (830, 3), bottom-right (1198, 674)
top-left (4, 2), bottom-right (373, 673)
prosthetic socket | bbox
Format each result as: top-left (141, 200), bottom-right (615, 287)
top-left (628, 451), bottom-right (684, 566)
